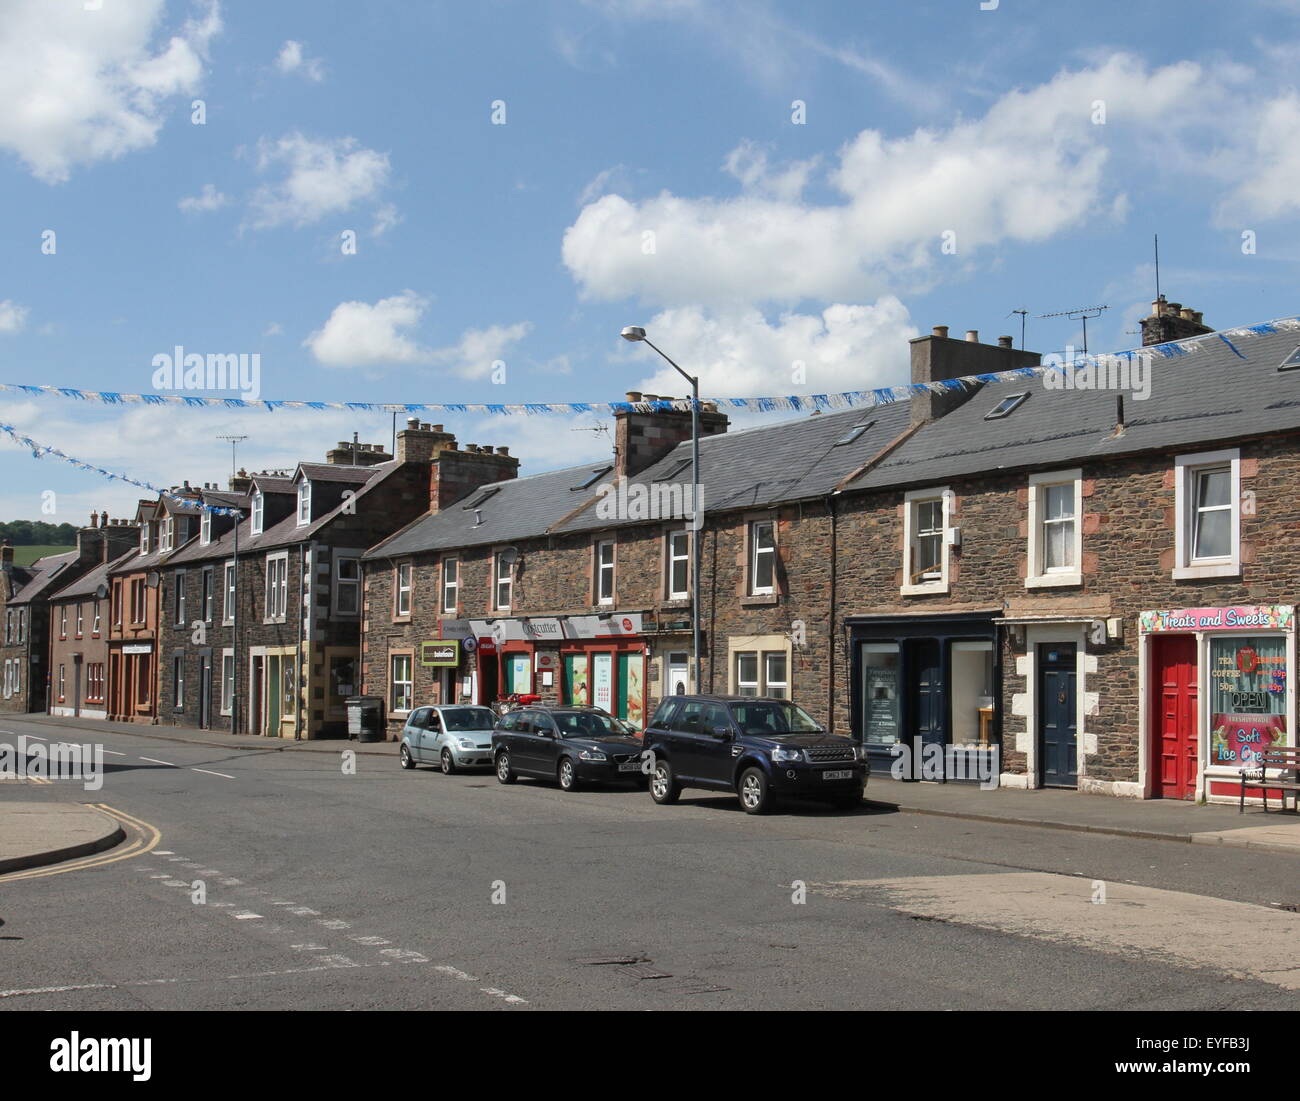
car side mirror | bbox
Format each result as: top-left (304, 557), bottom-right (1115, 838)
top-left (711, 725), bottom-right (733, 740)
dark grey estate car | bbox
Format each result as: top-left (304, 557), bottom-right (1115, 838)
top-left (492, 706), bottom-right (647, 791)
top-left (641, 695), bottom-right (869, 814)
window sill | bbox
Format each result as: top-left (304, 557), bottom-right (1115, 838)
top-left (1173, 562), bottom-right (1240, 580)
top-left (741, 593), bottom-right (780, 607)
top-left (1025, 572), bottom-right (1082, 589)
top-left (900, 581), bottom-right (948, 596)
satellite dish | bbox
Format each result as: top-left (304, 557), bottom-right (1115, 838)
top-left (146, 571), bottom-right (160, 588)
top-left (95, 583), bottom-right (109, 599)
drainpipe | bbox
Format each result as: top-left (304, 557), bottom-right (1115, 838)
top-left (827, 493), bottom-right (839, 734)
top-left (296, 543), bottom-right (306, 740)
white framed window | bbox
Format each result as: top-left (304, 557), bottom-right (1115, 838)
top-left (1027, 470), bottom-right (1083, 588)
top-left (75, 603), bottom-right (84, 637)
top-left (667, 530), bottom-right (690, 600)
top-left (264, 553), bottom-right (289, 621)
top-left (251, 492), bottom-right (264, 536)
top-left (17, 608), bottom-right (24, 643)
top-left (334, 556), bottom-right (360, 616)
top-left (750, 520), bottom-right (776, 595)
top-left (58, 664), bottom-right (65, 701)
top-left (173, 654), bottom-right (185, 710)
top-left (901, 488), bottom-right (951, 595)
top-left (595, 540), bottom-right (615, 605)
top-left (92, 601), bottom-right (101, 635)
top-left (3, 610), bottom-right (11, 644)
top-left (202, 567), bottom-right (214, 622)
top-left (441, 556), bottom-right (459, 614)
top-left (200, 509), bottom-right (212, 545)
top-left (220, 649), bottom-right (235, 716)
top-left (139, 522), bottom-right (151, 554)
top-left (223, 562), bottom-right (235, 624)
top-left (494, 550), bottom-right (515, 611)
top-left (59, 606), bottom-right (67, 639)
top-left (395, 561), bottom-right (412, 618)
top-left (174, 570), bottom-right (187, 626)
top-left (733, 648), bottom-right (789, 698)
top-left (1174, 449), bottom-right (1241, 579)
top-left (297, 481), bottom-right (312, 526)
top-left (390, 653), bottom-right (413, 713)
top-left (160, 516), bottom-right (174, 552)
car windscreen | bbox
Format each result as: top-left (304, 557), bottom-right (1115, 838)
top-left (552, 711), bottom-right (621, 737)
top-left (440, 708), bottom-right (495, 730)
top-left (730, 701), bottom-right (822, 735)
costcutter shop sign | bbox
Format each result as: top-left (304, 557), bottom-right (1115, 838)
top-left (1139, 605), bottom-right (1295, 633)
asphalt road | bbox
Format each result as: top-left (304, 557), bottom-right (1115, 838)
top-left (2, 715), bottom-right (1297, 1011)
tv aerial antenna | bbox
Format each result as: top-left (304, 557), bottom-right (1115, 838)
top-left (216, 434), bottom-right (248, 479)
top-left (1038, 304), bottom-right (1109, 355)
top-left (1006, 308), bottom-right (1029, 350)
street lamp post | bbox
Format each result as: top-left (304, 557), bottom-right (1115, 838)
top-left (620, 327), bottom-right (702, 694)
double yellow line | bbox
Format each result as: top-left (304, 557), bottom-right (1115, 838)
top-left (0, 804), bottom-right (161, 882)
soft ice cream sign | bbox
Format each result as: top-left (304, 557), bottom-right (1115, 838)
top-left (1139, 605), bottom-right (1294, 633)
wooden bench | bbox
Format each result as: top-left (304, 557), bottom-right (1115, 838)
top-left (1239, 746), bottom-right (1300, 813)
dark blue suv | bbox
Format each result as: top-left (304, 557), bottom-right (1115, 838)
top-left (641, 695), bottom-right (868, 814)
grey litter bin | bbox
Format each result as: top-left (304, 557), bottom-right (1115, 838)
top-left (346, 696), bottom-right (385, 743)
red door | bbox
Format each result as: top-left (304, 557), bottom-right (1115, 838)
top-left (1152, 635), bottom-right (1198, 799)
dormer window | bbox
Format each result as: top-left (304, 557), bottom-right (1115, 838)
top-left (297, 481), bottom-right (312, 526)
top-left (160, 516), bottom-right (173, 552)
top-left (251, 492), bottom-right (264, 535)
top-left (200, 510), bottom-right (212, 546)
top-left (139, 522), bottom-right (151, 554)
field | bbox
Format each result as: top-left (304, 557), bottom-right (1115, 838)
top-left (11, 545), bottom-right (75, 567)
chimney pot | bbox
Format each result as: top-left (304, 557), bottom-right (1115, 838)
top-left (965, 330), bottom-right (979, 343)
top-left (932, 325), bottom-right (949, 339)
top-left (406, 417), bottom-right (419, 429)
top-left (998, 335), bottom-right (1014, 349)
top-left (432, 424), bottom-right (443, 432)
top-left (496, 446), bottom-right (509, 456)
top-left (625, 391), bottom-right (642, 403)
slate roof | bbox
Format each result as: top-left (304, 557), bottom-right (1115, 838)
top-left (7, 551), bottom-right (79, 604)
top-left (846, 316), bottom-right (1300, 492)
top-left (296, 462), bottom-right (378, 485)
top-left (48, 551), bottom-right (135, 602)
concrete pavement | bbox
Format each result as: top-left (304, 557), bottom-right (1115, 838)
top-left (0, 803), bottom-right (124, 874)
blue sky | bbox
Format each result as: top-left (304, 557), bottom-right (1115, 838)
top-left (3, 0), bottom-right (1300, 524)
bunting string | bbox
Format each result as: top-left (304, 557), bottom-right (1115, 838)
top-left (1, 317), bottom-right (1297, 417)
top-left (0, 423), bottom-right (243, 516)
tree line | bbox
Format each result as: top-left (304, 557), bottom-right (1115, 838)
top-left (0, 520), bottom-right (79, 546)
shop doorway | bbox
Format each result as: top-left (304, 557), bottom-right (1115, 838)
top-left (666, 652), bottom-right (690, 696)
top-left (1037, 644), bottom-right (1077, 788)
top-left (1151, 634), bottom-right (1198, 799)
top-left (909, 638), bottom-right (944, 760)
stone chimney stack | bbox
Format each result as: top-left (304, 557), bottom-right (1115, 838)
top-left (910, 325), bottom-right (1041, 426)
top-left (1140, 296), bottom-right (1213, 347)
top-left (1, 540), bottom-right (12, 573)
top-left (396, 419), bottom-right (457, 464)
top-left (229, 468), bottom-right (252, 494)
top-left (614, 393), bottom-right (729, 479)
top-left (326, 436), bottom-right (393, 466)
top-left (429, 443), bottom-right (521, 512)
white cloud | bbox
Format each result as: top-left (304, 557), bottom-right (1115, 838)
top-left (430, 322), bottom-right (533, 380)
top-left (624, 298), bottom-right (916, 398)
top-left (178, 182), bottom-right (228, 212)
top-left (0, 300), bottom-right (30, 334)
top-left (305, 290), bottom-right (433, 368)
top-left (563, 54), bottom-right (1213, 309)
top-left (1217, 92), bottom-right (1300, 223)
top-left (275, 39), bottom-right (325, 82)
top-left (246, 132), bottom-right (390, 230)
top-left (304, 291), bottom-right (531, 377)
top-left (0, 0), bottom-right (220, 183)
top-left (371, 202), bottom-right (401, 236)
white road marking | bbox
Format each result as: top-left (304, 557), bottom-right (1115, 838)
top-left (349, 935), bottom-right (391, 946)
top-left (318, 919), bottom-right (350, 930)
top-left (140, 757), bottom-right (174, 766)
top-left (103, 750), bottom-right (126, 756)
top-left (0, 983), bottom-right (111, 998)
top-left (232, 912), bottom-right (263, 920)
top-left (434, 964), bottom-right (478, 981)
top-left (291, 944), bottom-right (329, 952)
top-left (191, 768), bottom-right (235, 779)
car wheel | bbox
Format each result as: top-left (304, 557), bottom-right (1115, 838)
top-left (399, 744), bottom-right (414, 770)
top-left (738, 767), bottom-right (773, 815)
top-left (558, 757), bottom-right (579, 792)
top-left (495, 750), bottom-right (516, 785)
top-left (441, 748), bottom-right (457, 775)
top-left (650, 758), bottom-right (680, 805)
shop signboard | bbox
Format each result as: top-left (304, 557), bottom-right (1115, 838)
top-left (420, 641), bottom-right (460, 667)
top-left (1139, 605), bottom-right (1294, 633)
top-left (593, 652), bottom-right (614, 711)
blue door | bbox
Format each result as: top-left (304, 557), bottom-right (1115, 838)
top-left (1038, 645), bottom-right (1077, 788)
top-left (906, 639), bottom-right (944, 779)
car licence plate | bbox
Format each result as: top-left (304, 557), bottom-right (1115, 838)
top-left (822, 770), bottom-right (853, 781)
top-left (617, 762), bottom-right (641, 772)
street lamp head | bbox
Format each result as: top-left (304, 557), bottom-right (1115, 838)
top-left (620, 326), bottom-right (647, 342)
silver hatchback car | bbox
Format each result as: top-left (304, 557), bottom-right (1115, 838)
top-left (399, 705), bottom-right (498, 773)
